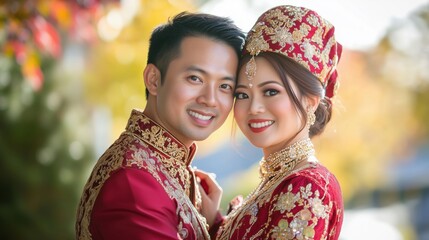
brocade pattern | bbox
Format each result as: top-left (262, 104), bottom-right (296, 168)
top-left (75, 109), bottom-right (208, 239)
top-left (217, 163), bottom-right (343, 240)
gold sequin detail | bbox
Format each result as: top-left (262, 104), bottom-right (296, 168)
top-left (270, 182), bottom-right (331, 240)
top-left (76, 111), bottom-right (208, 239)
top-left (217, 139), bottom-right (317, 240)
top-left (259, 138), bottom-right (315, 180)
top-left (244, 5), bottom-right (339, 85)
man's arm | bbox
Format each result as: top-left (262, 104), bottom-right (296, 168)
top-left (90, 168), bottom-right (180, 240)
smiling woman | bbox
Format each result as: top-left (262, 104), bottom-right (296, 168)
top-left (197, 5), bottom-right (344, 239)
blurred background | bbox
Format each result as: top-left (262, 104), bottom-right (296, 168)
top-left (1, 0), bottom-right (428, 239)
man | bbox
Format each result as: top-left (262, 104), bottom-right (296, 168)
top-left (75, 12), bottom-right (244, 240)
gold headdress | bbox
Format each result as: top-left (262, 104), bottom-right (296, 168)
top-left (243, 5), bottom-right (342, 98)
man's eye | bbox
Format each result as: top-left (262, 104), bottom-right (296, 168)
top-left (188, 75), bottom-right (202, 82)
top-left (220, 84), bottom-right (233, 90)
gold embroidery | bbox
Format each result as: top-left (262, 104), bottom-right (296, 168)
top-left (76, 135), bottom-right (134, 239)
top-left (269, 182), bottom-right (331, 239)
top-left (244, 5), bottom-right (339, 85)
top-left (217, 139), bottom-right (317, 240)
top-left (246, 23), bottom-right (270, 56)
top-left (245, 56), bottom-right (257, 87)
top-left (126, 110), bottom-right (193, 196)
top-left (271, 219), bottom-right (294, 239)
top-left (128, 113), bottom-right (188, 162)
top-left (310, 191), bottom-right (328, 218)
top-left (259, 138), bottom-right (315, 180)
top-left (216, 144), bottom-right (341, 239)
top-left (127, 146), bottom-right (210, 240)
top-left (275, 185), bottom-right (299, 213)
top-left (270, 28), bottom-right (293, 47)
top-left (76, 111), bottom-right (208, 239)
top-left (217, 159), bottom-right (340, 239)
top-left (178, 221), bottom-right (189, 239)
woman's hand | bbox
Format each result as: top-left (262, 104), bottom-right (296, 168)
top-left (194, 169), bottom-right (222, 227)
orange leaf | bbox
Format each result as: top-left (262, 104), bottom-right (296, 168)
top-left (22, 52), bottom-right (44, 91)
top-left (50, 0), bottom-right (72, 28)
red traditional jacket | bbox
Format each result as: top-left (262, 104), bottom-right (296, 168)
top-left (216, 162), bottom-right (343, 240)
top-left (75, 109), bottom-right (210, 240)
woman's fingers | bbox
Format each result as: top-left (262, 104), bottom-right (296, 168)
top-left (194, 169), bottom-right (222, 195)
top-left (197, 177), bottom-right (220, 227)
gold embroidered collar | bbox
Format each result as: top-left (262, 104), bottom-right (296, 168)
top-left (259, 138), bottom-right (315, 180)
top-left (125, 109), bottom-right (197, 166)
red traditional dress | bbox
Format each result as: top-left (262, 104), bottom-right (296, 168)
top-left (75, 109), bottom-right (210, 240)
top-left (216, 139), bottom-right (343, 240)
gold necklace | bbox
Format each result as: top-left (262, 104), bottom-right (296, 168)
top-left (242, 138), bottom-right (315, 211)
top-left (259, 138), bottom-right (315, 181)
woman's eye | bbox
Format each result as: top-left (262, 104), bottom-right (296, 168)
top-left (235, 92), bottom-right (248, 99)
top-left (264, 89), bottom-right (279, 96)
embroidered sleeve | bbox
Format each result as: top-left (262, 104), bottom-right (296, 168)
top-left (268, 176), bottom-right (332, 240)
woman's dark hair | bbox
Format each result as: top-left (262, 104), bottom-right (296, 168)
top-left (145, 12), bottom-right (245, 98)
top-left (239, 52), bottom-right (332, 138)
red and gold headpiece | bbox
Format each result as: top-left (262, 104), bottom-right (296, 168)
top-left (244, 5), bottom-right (342, 99)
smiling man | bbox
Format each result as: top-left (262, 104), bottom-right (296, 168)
top-left (75, 12), bottom-right (244, 240)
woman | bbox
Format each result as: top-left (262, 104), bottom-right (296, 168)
top-left (197, 5), bottom-right (344, 240)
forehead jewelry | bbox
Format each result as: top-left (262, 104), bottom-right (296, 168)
top-left (245, 56), bottom-right (257, 88)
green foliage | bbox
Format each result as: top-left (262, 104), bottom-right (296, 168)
top-left (0, 54), bottom-right (94, 239)
top-left (0, 1), bottom-right (199, 238)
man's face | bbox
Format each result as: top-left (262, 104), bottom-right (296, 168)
top-left (155, 36), bottom-right (238, 146)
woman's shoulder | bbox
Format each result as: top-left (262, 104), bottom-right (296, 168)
top-left (266, 160), bottom-right (343, 220)
top-left (274, 160), bottom-right (342, 203)
top-left (265, 162), bottom-right (344, 240)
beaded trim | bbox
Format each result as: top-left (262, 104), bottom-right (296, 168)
top-left (259, 138), bottom-right (315, 180)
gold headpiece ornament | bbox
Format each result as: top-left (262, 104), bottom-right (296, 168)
top-left (243, 5), bottom-right (342, 98)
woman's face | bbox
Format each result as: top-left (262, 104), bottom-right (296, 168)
top-left (234, 57), bottom-right (308, 155)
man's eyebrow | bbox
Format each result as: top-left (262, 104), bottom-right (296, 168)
top-left (223, 76), bottom-right (236, 82)
top-left (186, 65), bottom-right (207, 74)
top-left (186, 65), bottom-right (235, 82)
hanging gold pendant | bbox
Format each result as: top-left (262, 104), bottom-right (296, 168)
top-left (245, 56), bottom-right (257, 88)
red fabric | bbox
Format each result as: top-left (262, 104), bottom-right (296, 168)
top-left (209, 211), bottom-right (226, 239)
top-left (217, 164), bottom-right (343, 240)
top-left (243, 5), bottom-right (341, 88)
top-left (242, 5), bottom-right (342, 101)
top-left (75, 110), bottom-right (208, 240)
top-left (90, 168), bottom-right (181, 239)
top-left (325, 42), bottom-right (343, 99)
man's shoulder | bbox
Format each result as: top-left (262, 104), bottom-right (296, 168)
top-left (103, 167), bottom-right (172, 201)
top-left (97, 132), bottom-right (160, 168)
top-left (94, 132), bottom-right (176, 198)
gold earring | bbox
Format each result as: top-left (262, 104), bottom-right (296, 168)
top-left (307, 108), bottom-right (316, 127)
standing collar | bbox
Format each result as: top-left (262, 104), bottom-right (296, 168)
top-left (125, 109), bottom-right (197, 166)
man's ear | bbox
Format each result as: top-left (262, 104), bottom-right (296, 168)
top-left (144, 64), bottom-right (161, 96)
